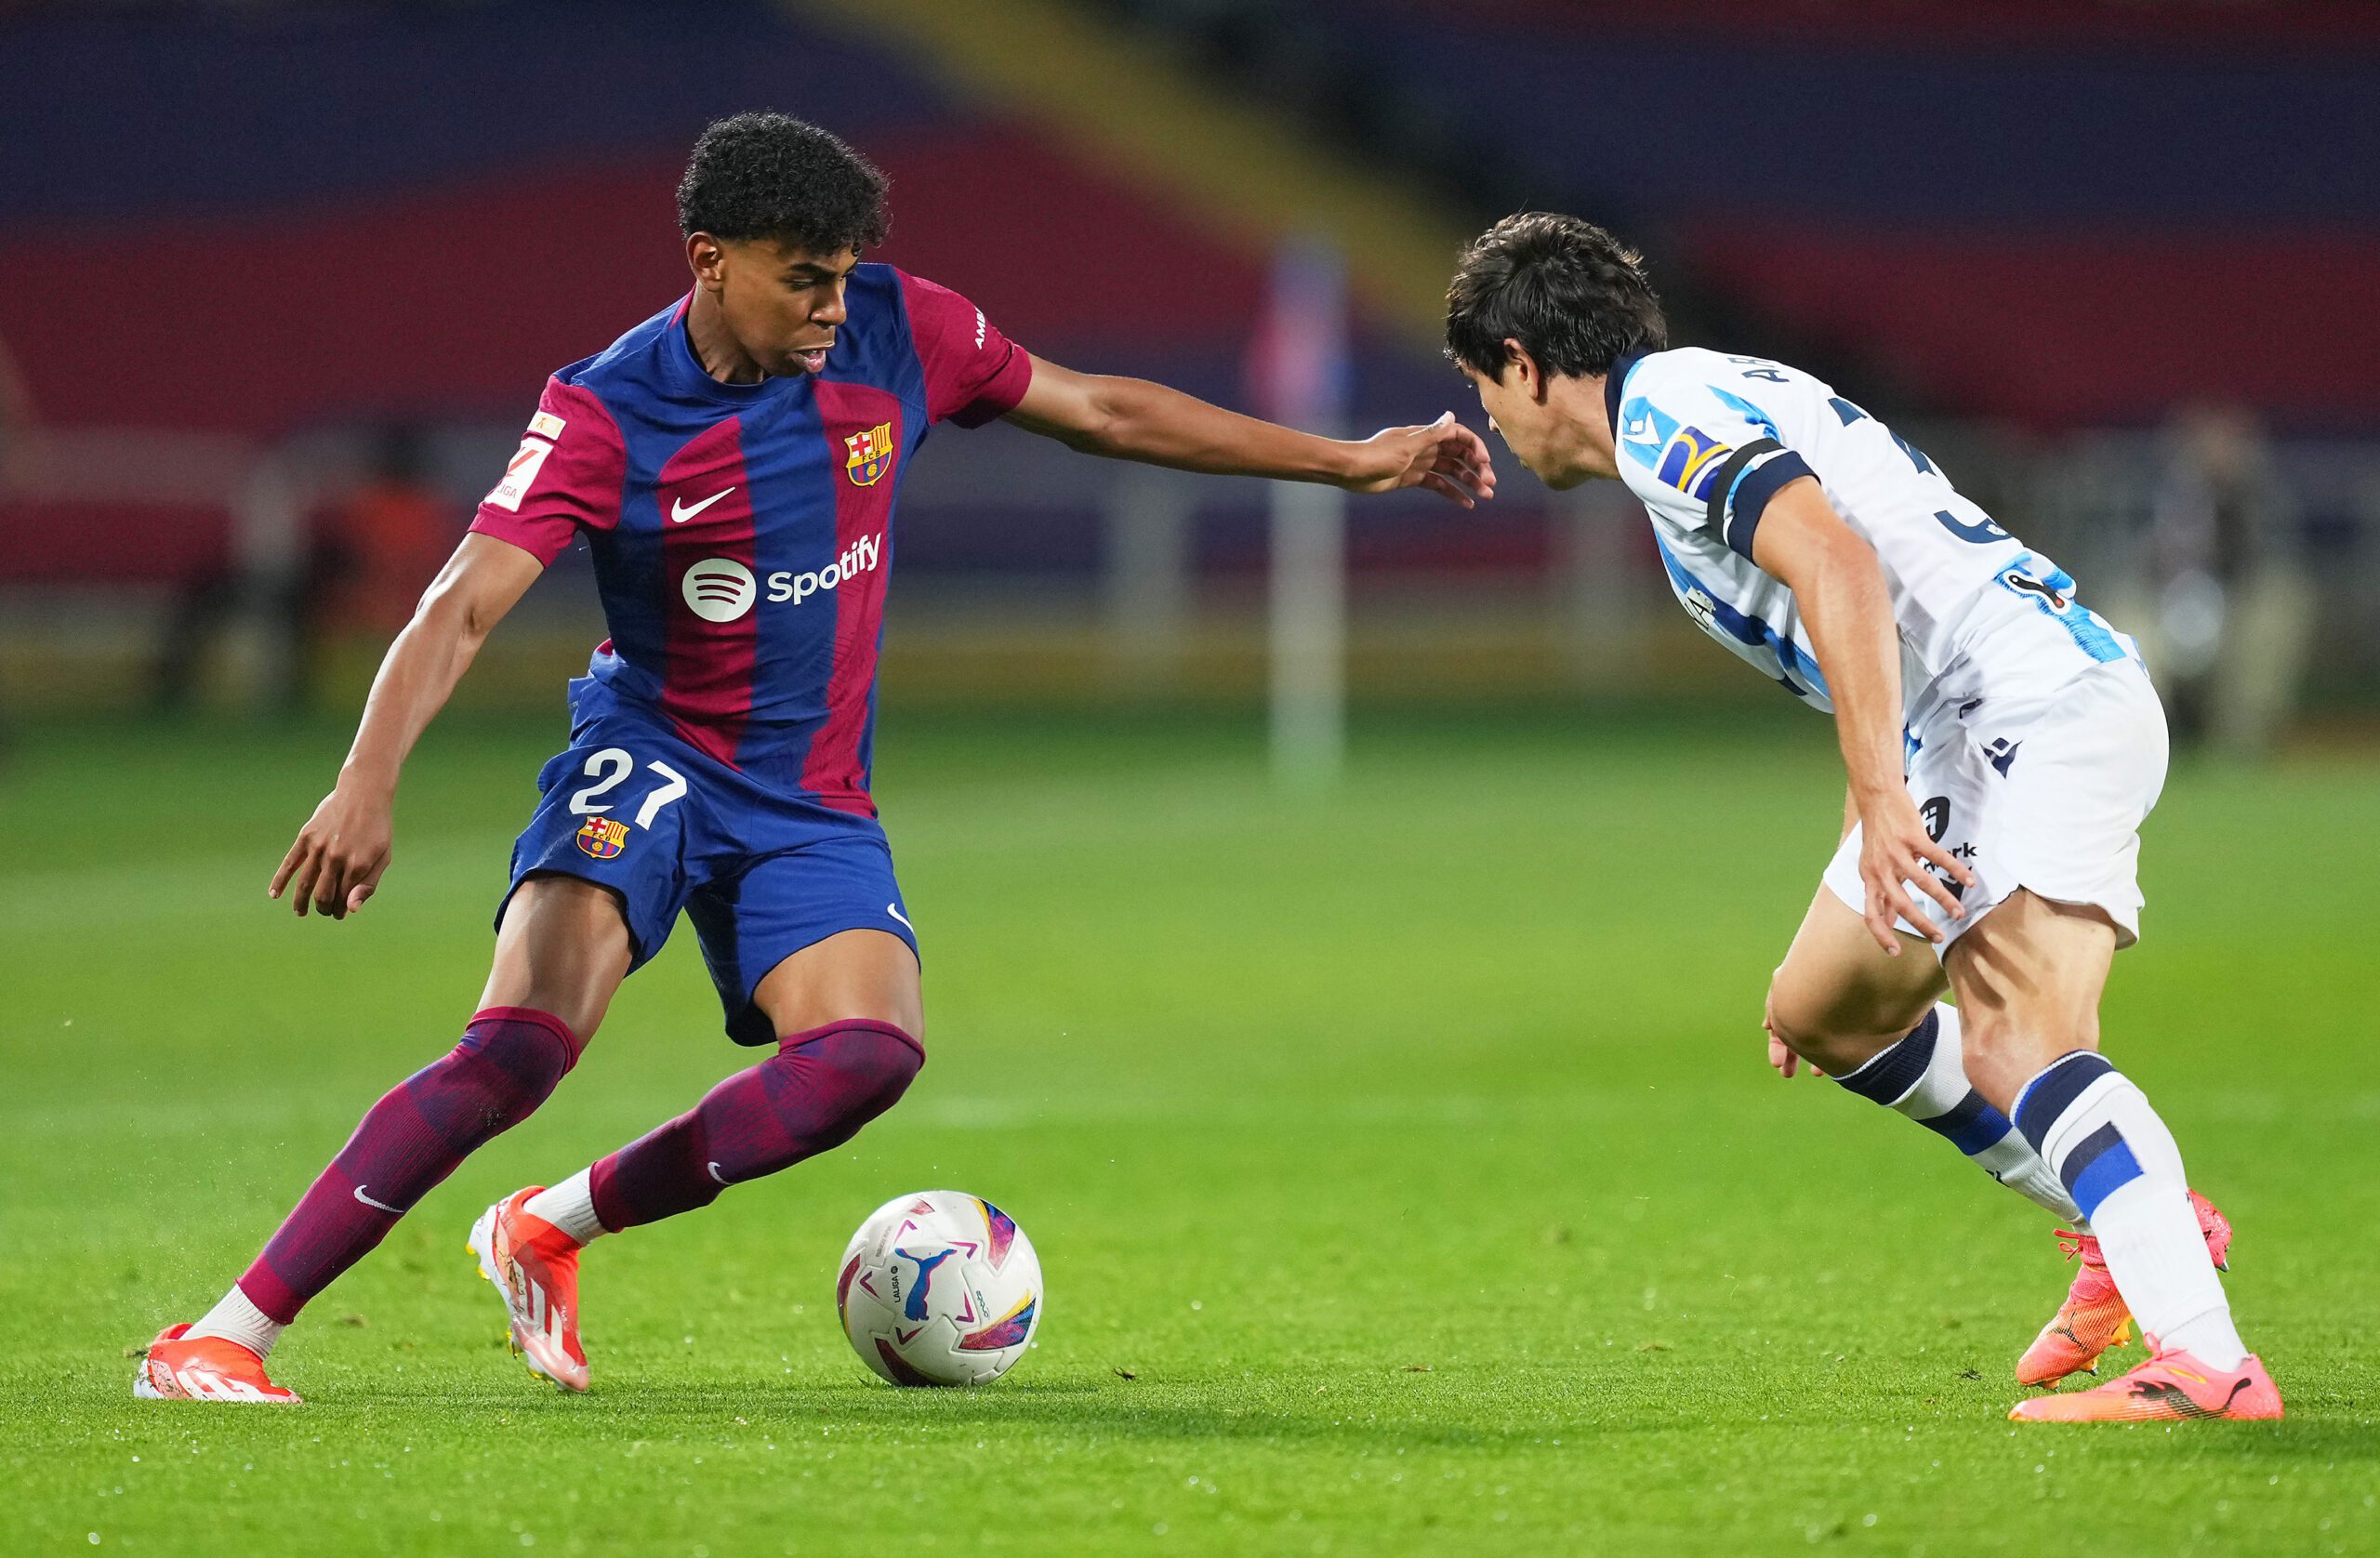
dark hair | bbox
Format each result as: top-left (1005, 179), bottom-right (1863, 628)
top-left (1445, 212), bottom-right (1666, 380)
top-left (676, 112), bottom-right (892, 254)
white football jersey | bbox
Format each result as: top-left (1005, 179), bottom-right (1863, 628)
top-left (1607, 347), bottom-right (2135, 722)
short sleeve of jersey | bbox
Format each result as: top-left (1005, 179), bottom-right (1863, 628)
top-left (469, 378), bottom-right (628, 565)
top-left (1614, 355), bottom-right (1816, 561)
top-left (896, 271), bottom-right (1033, 428)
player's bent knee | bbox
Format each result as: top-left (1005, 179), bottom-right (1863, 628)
top-left (774, 1019), bottom-right (924, 1148)
top-left (454, 1007), bottom-right (584, 1125)
top-left (1773, 1023), bottom-right (1871, 1076)
top-left (1763, 985), bottom-right (1881, 1076)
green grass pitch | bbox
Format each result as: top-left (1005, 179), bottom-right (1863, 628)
top-left (2, 706), bottom-right (2373, 1555)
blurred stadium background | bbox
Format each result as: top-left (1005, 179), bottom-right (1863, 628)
top-left (5, 0), bottom-right (2378, 744)
top-left (10, 7), bottom-right (2380, 1550)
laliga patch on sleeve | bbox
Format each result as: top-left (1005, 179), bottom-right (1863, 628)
top-left (483, 436), bottom-right (554, 512)
top-left (529, 410), bottom-right (568, 441)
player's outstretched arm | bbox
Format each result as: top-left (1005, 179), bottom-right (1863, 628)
top-left (1752, 480), bottom-right (1976, 954)
top-left (270, 535), bottom-right (544, 919)
top-left (1003, 355), bottom-right (1495, 508)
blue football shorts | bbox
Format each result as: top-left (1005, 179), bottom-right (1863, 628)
top-left (500, 702), bottom-right (918, 1047)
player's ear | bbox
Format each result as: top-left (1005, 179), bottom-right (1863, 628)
top-left (1502, 338), bottom-right (1546, 402)
top-left (686, 232), bottom-right (729, 293)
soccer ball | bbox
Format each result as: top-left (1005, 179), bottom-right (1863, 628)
top-left (836, 1190), bottom-right (1042, 1386)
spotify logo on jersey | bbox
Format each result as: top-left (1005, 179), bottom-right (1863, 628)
top-left (681, 536), bottom-right (886, 624)
top-left (681, 558), bottom-right (758, 622)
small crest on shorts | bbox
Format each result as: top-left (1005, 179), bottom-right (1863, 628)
top-left (575, 816), bottom-right (630, 859)
top-left (844, 421), bottom-right (895, 486)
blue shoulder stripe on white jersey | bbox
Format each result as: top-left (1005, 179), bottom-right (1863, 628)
top-left (1708, 387), bottom-right (1779, 440)
top-left (1618, 398), bottom-right (1677, 472)
top-left (1655, 537), bottom-right (1831, 704)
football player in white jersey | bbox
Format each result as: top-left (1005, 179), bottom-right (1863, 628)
top-left (1444, 213), bottom-right (2278, 1422)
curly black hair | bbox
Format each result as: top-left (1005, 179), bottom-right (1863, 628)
top-left (676, 112), bottom-right (892, 254)
top-left (1445, 213), bottom-right (1666, 381)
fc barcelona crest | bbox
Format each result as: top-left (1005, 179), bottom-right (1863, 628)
top-left (844, 421), bottom-right (895, 486)
top-left (575, 816), bottom-right (631, 860)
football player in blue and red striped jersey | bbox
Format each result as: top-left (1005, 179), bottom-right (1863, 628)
top-left (136, 112), bottom-right (1494, 1403)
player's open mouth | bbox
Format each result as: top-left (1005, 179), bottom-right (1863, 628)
top-left (794, 344), bottom-right (831, 373)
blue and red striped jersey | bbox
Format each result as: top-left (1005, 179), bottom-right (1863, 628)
top-left (470, 265), bottom-right (1031, 816)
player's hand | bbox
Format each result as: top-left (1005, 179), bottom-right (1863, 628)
top-left (270, 780), bottom-right (395, 920)
top-left (1855, 790), bottom-right (1977, 955)
top-left (1341, 412), bottom-right (1496, 508)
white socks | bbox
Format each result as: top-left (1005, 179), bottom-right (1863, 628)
top-left (524, 1168), bottom-right (609, 1246)
top-left (1834, 1004), bottom-right (2085, 1225)
top-left (2014, 1051), bottom-right (2246, 1369)
top-left (187, 1283), bottom-right (285, 1363)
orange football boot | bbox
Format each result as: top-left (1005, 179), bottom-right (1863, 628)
top-left (468, 1187), bottom-right (589, 1392)
top-left (2016, 1189), bottom-right (2232, 1387)
top-left (2011, 1346), bottom-right (2281, 1422)
top-left (133, 1323), bottom-right (301, 1404)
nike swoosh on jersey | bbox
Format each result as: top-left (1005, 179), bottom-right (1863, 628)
top-left (670, 486), bottom-right (736, 523)
top-left (886, 903), bottom-right (914, 931)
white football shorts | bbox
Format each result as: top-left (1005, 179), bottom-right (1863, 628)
top-left (1823, 656), bottom-right (2170, 953)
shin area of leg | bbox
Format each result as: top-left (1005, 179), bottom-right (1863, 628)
top-left (1956, 892), bottom-right (2245, 1368)
top-left (588, 1020), bottom-right (923, 1232)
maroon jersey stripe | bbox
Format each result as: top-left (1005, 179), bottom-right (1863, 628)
top-left (804, 381), bottom-right (905, 813)
top-left (656, 418), bottom-right (760, 768)
top-left (468, 378), bottom-right (628, 566)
